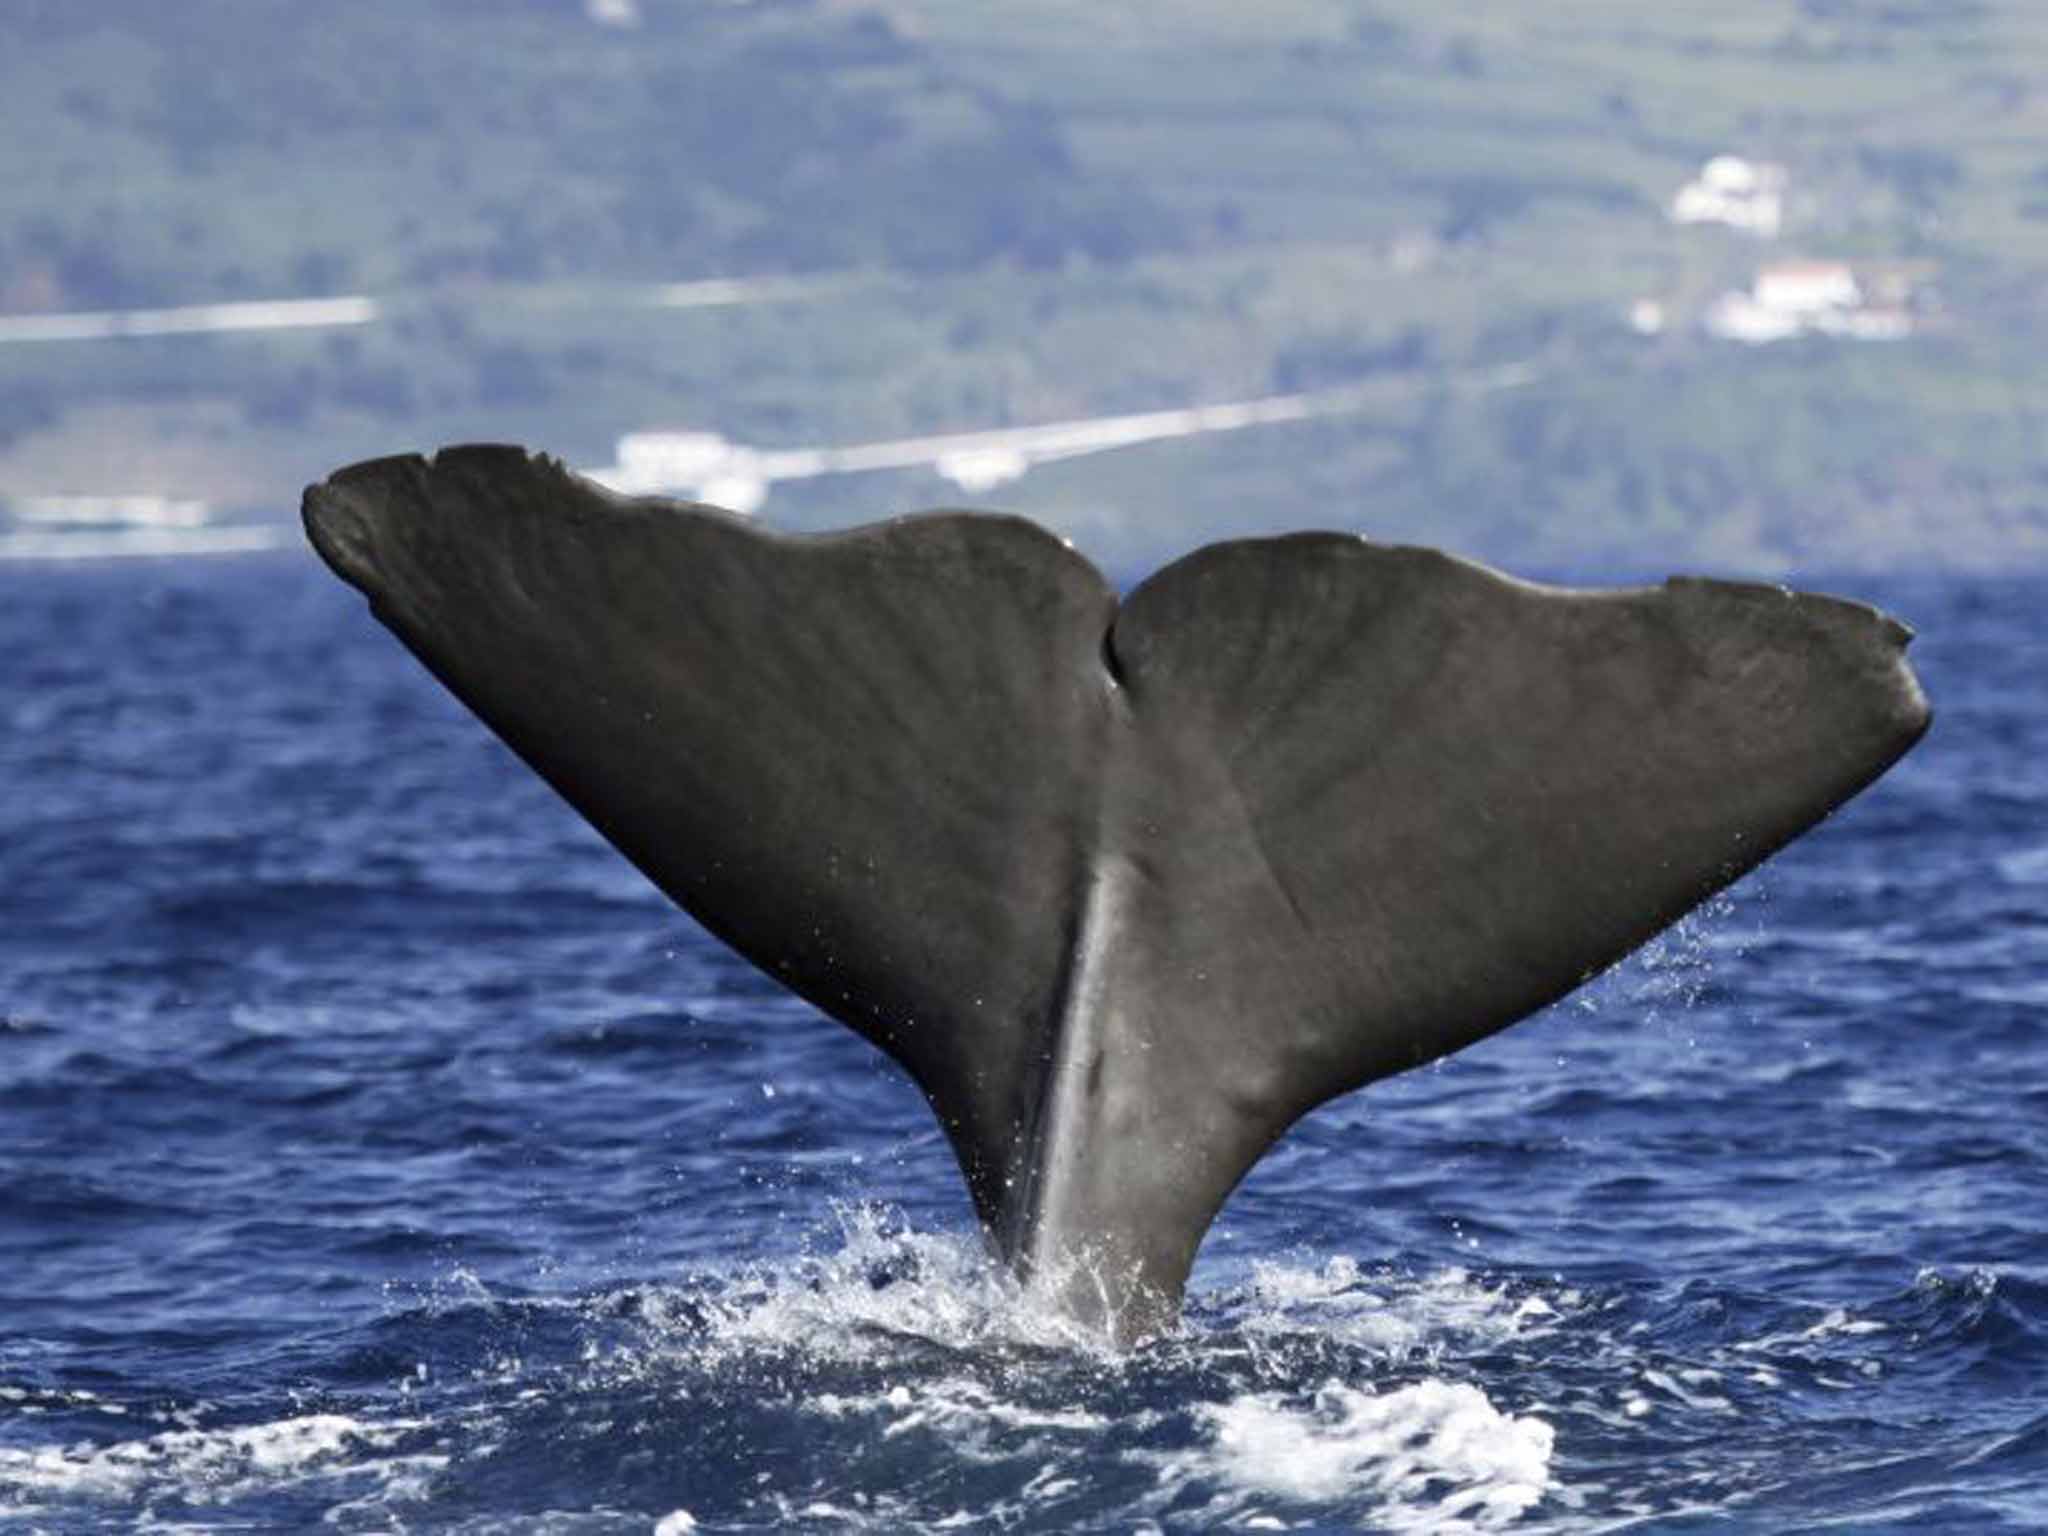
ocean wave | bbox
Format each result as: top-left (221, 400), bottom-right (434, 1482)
top-left (0, 1410), bottom-right (440, 1513)
top-left (4, 1208), bottom-right (2044, 1532)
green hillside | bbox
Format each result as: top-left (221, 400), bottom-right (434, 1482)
top-left (3, 0), bottom-right (2045, 574)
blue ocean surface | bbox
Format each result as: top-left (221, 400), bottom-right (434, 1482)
top-left (0, 544), bottom-right (2042, 1533)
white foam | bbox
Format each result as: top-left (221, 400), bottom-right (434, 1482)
top-left (0, 1412), bottom-right (435, 1504)
top-left (871, 1376), bottom-right (1116, 1450)
top-left (1147, 1378), bottom-right (1553, 1531)
top-left (641, 1207), bottom-right (1567, 1378)
top-left (558, 1218), bottom-right (1570, 1531)
top-left (632, 1203), bottom-right (1132, 1367)
top-left (1230, 1256), bottom-right (1566, 1363)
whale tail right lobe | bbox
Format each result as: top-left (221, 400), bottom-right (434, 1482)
top-left (305, 446), bottom-right (1930, 1340)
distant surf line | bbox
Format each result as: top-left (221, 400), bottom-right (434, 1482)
top-left (0, 296), bottom-right (381, 345)
top-left (0, 273), bottom-right (863, 347)
top-left (0, 526), bottom-right (291, 561)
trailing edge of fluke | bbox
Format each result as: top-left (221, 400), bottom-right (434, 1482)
top-left (303, 444), bottom-right (1930, 1344)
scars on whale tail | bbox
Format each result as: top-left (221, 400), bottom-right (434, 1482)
top-left (304, 445), bottom-right (1930, 1341)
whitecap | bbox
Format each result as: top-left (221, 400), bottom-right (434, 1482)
top-left (1143, 1376), bottom-right (1553, 1531)
top-left (0, 1411), bottom-right (436, 1505)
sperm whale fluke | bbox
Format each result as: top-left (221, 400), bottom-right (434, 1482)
top-left (304, 444), bottom-right (1930, 1342)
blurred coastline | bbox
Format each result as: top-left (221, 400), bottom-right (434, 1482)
top-left (4, 1), bottom-right (2046, 576)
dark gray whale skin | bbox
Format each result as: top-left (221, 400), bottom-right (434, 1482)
top-left (304, 444), bottom-right (1930, 1342)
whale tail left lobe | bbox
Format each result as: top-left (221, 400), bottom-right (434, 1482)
top-left (306, 444), bottom-right (1929, 1340)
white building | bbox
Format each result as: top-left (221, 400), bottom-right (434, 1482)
top-left (1753, 260), bottom-right (1859, 315)
top-left (584, 431), bottom-right (770, 514)
top-left (1703, 260), bottom-right (1911, 346)
top-left (1669, 155), bottom-right (1787, 238)
top-left (1703, 291), bottom-right (1804, 345)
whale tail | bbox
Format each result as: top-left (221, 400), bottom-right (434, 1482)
top-left (304, 445), bottom-right (1929, 1341)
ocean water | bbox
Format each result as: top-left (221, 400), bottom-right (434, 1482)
top-left (0, 543), bottom-right (2042, 1533)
